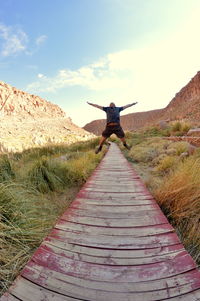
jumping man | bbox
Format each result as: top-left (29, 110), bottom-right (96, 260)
top-left (87, 101), bottom-right (138, 154)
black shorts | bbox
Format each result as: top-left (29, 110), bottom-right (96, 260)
top-left (102, 124), bottom-right (125, 139)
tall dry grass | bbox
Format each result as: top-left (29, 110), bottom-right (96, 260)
top-left (154, 156), bottom-right (200, 262)
top-left (123, 130), bottom-right (200, 264)
top-left (0, 138), bottom-right (104, 294)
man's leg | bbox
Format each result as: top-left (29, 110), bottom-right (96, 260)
top-left (114, 125), bottom-right (131, 150)
top-left (120, 137), bottom-right (131, 150)
top-left (95, 136), bottom-right (107, 154)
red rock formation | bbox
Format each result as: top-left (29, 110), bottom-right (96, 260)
top-left (0, 81), bottom-right (95, 153)
top-left (163, 71), bottom-right (200, 121)
top-left (84, 71), bottom-right (200, 135)
top-left (0, 81), bottom-right (65, 118)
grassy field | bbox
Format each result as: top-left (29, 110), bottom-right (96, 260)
top-left (122, 122), bottom-right (200, 265)
top-left (0, 137), bottom-right (105, 294)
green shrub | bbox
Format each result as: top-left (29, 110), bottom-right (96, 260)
top-left (168, 141), bottom-right (189, 156)
top-left (129, 146), bottom-right (158, 163)
top-left (172, 121), bottom-right (182, 132)
top-left (156, 156), bottom-right (177, 172)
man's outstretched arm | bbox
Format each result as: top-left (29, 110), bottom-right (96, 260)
top-left (87, 101), bottom-right (103, 110)
top-left (123, 101), bottom-right (138, 110)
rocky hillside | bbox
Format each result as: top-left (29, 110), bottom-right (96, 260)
top-left (163, 71), bottom-right (200, 120)
top-left (0, 81), bottom-right (94, 152)
top-left (84, 71), bottom-right (200, 135)
top-left (0, 81), bottom-right (65, 118)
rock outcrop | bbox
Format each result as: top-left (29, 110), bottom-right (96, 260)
top-left (164, 71), bottom-right (200, 120)
top-left (84, 71), bottom-right (200, 135)
top-left (0, 81), bottom-right (94, 153)
top-left (0, 81), bottom-right (65, 118)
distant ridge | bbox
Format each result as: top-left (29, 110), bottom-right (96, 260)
top-left (84, 109), bottom-right (164, 136)
top-left (83, 71), bottom-right (200, 135)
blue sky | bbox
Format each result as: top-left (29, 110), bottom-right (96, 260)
top-left (0, 0), bottom-right (200, 126)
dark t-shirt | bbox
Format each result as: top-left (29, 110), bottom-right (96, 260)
top-left (103, 106), bottom-right (124, 124)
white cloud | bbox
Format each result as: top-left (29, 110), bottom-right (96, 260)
top-left (0, 23), bottom-right (47, 57)
top-left (35, 35), bottom-right (47, 46)
top-left (27, 2), bottom-right (200, 119)
top-left (37, 73), bottom-right (46, 78)
top-left (0, 23), bottom-right (28, 56)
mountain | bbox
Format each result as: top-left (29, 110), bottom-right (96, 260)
top-left (83, 71), bottom-right (200, 135)
top-left (0, 81), bottom-right (94, 152)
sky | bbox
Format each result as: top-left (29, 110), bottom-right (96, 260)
top-left (0, 0), bottom-right (200, 126)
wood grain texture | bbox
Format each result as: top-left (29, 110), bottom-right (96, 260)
top-left (1, 143), bottom-right (200, 300)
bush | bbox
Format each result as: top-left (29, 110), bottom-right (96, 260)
top-left (129, 146), bottom-right (158, 163)
top-left (155, 156), bottom-right (177, 173)
top-left (170, 121), bottom-right (191, 135)
top-left (171, 121), bottom-right (182, 132)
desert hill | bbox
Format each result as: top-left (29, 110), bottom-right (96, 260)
top-left (83, 71), bottom-right (200, 135)
top-left (0, 81), bottom-right (94, 152)
top-left (84, 109), bottom-right (164, 136)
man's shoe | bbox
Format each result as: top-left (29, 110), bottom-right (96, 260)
top-left (95, 145), bottom-right (102, 154)
top-left (124, 143), bottom-right (131, 150)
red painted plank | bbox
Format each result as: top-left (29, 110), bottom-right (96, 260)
top-left (21, 265), bottom-right (200, 301)
top-left (30, 247), bottom-right (196, 282)
top-left (39, 242), bottom-right (186, 265)
top-left (47, 228), bottom-right (180, 249)
top-left (44, 238), bottom-right (185, 258)
top-left (55, 220), bottom-right (174, 236)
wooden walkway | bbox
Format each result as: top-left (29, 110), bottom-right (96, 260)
top-left (1, 143), bottom-right (200, 300)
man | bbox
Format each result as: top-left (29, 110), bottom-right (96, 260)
top-left (87, 101), bottom-right (138, 154)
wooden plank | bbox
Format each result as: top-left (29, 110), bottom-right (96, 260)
top-left (31, 247), bottom-right (196, 282)
top-left (8, 277), bottom-right (79, 301)
top-left (55, 220), bottom-right (174, 236)
top-left (62, 207), bottom-right (162, 219)
top-left (59, 214), bottom-right (168, 227)
top-left (74, 197), bottom-right (155, 205)
top-left (69, 202), bottom-right (159, 211)
top-left (21, 265), bottom-right (200, 301)
top-left (83, 187), bottom-right (150, 192)
top-left (77, 191), bottom-right (154, 200)
top-left (48, 228), bottom-right (180, 249)
top-left (23, 262), bottom-right (200, 293)
top-left (44, 238), bottom-right (185, 258)
top-left (162, 289), bottom-right (200, 300)
top-left (40, 242), bottom-right (186, 265)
